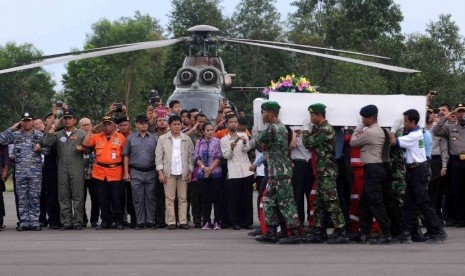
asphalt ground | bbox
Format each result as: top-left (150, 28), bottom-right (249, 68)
top-left (1, 192), bottom-right (465, 276)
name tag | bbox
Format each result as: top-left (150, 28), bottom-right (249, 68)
top-left (69, 135), bottom-right (77, 140)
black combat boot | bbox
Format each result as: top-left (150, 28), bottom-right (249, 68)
top-left (327, 228), bottom-right (349, 244)
top-left (303, 227), bottom-right (327, 244)
top-left (279, 228), bottom-right (302, 244)
top-left (372, 231), bottom-right (393, 244)
top-left (351, 232), bottom-right (369, 244)
top-left (411, 227), bottom-right (426, 242)
top-left (255, 226), bottom-right (278, 243)
top-left (426, 228), bottom-right (447, 244)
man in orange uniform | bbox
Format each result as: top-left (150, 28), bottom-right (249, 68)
top-left (83, 115), bottom-right (126, 230)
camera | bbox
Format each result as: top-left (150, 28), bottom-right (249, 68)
top-left (149, 90), bottom-right (161, 107)
top-left (113, 103), bottom-right (123, 112)
top-left (56, 101), bottom-right (63, 108)
top-left (430, 90), bottom-right (437, 96)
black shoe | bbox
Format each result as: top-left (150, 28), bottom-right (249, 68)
top-left (74, 225), bottom-right (83, 230)
top-left (372, 233), bottom-right (393, 244)
top-left (39, 221), bottom-right (48, 228)
top-left (33, 226), bottom-right (42, 231)
top-left (397, 232), bottom-right (412, 244)
top-left (455, 221), bottom-right (465, 228)
top-left (411, 231), bottom-right (426, 242)
top-left (48, 224), bottom-right (60, 230)
top-left (351, 233), bottom-right (369, 244)
top-left (167, 224), bottom-right (176, 230)
top-left (255, 227), bottom-right (278, 243)
top-left (60, 225), bottom-right (73, 231)
top-left (96, 223), bottom-right (111, 230)
top-left (122, 221), bottom-right (130, 227)
top-left (91, 222), bottom-right (99, 228)
top-left (114, 224), bottom-right (124, 230)
top-left (327, 229), bottom-right (349, 244)
top-left (145, 223), bottom-right (155, 229)
top-left (241, 224), bottom-right (253, 230)
top-left (232, 225), bottom-right (241, 230)
top-left (248, 228), bottom-right (262, 237)
top-left (135, 224), bottom-right (144, 230)
top-left (180, 224), bottom-right (190, 230)
top-left (277, 230), bottom-right (287, 239)
top-left (302, 228), bottom-right (327, 244)
top-left (156, 223), bottom-right (167, 229)
top-left (426, 229), bottom-right (447, 244)
top-left (278, 228), bottom-right (302, 244)
top-left (17, 226), bottom-right (29, 231)
top-left (194, 223), bottom-right (201, 228)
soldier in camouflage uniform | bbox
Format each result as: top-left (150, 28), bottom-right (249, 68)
top-left (302, 103), bottom-right (348, 243)
top-left (0, 112), bottom-right (46, 231)
top-left (389, 129), bottom-right (406, 231)
top-left (255, 101), bottom-right (300, 244)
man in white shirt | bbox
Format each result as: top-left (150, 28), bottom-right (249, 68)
top-left (390, 109), bottom-right (447, 244)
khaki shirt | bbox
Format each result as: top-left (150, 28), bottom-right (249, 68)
top-left (349, 123), bottom-right (385, 164)
top-left (433, 118), bottom-right (465, 156)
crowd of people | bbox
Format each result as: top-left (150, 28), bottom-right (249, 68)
top-left (0, 92), bottom-right (462, 245)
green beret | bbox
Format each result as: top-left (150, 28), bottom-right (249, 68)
top-left (308, 103), bottom-right (326, 113)
top-left (261, 101), bottom-right (281, 111)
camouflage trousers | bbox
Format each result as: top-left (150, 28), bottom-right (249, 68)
top-left (391, 174), bottom-right (406, 209)
top-left (16, 176), bottom-right (42, 227)
top-left (314, 176), bottom-right (345, 229)
top-left (262, 176), bottom-right (300, 228)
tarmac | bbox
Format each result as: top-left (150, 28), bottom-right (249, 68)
top-left (1, 192), bottom-right (465, 276)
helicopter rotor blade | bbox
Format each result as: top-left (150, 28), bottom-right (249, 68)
top-left (223, 38), bottom-right (420, 73)
top-left (227, 38), bottom-right (391, 60)
top-left (0, 38), bottom-right (184, 74)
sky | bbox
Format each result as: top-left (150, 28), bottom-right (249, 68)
top-left (1, 0), bottom-right (465, 91)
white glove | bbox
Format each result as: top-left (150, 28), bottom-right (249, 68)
top-left (251, 125), bottom-right (258, 137)
top-left (302, 118), bottom-right (312, 131)
top-left (391, 118), bottom-right (403, 133)
top-left (355, 118), bottom-right (364, 131)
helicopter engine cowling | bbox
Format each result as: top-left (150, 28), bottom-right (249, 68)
top-left (200, 68), bottom-right (217, 84)
top-left (177, 68), bottom-right (196, 85)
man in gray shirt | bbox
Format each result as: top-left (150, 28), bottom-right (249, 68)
top-left (123, 115), bottom-right (158, 229)
top-left (350, 105), bottom-right (392, 243)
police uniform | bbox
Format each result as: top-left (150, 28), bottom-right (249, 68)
top-left (0, 112), bottom-right (45, 230)
top-left (43, 110), bottom-right (87, 229)
top-left (122, 115), bottom-right (158, 228)
top-left (433, 103), bottom-right (465, 227)
top-left (397, 109), bottom-right (446, 242)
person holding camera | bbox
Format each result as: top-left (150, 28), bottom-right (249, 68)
top-left (0, 112), bottom-right (47, 231)
top-left (43, 109), bottom-right (87, 230)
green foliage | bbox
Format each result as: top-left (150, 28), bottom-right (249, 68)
top-left (62, 12), bottom-right (165, 123)
top-left (0, 42), bottom-right (55, 130)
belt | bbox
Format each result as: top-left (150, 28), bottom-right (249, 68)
top-left (406, 161), bottom-right (426, 169)
top-left (292, 159), bottom-right (310, 162)
top-left (450, 154), bottom-right (465, 161)
top-left (130, 165), bottom-right (155, 172)
top-left (96, 162), bottom-right (123, 168)
top-left (431, 155), bottom-right (441, 160)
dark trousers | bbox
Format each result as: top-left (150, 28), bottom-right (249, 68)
top-left (40, 168), bottom-right (60, 226)
top-left (359, 163), bottom-right (392, 234)
top-left (402, 163), bottom-right (441, 232)
top-left (83, 178), bottom-right (100, 224)
top-left (0, 179), bottom-right (5, 222)
top-left (429, 155), bottom-right (445, 217)
top-left (227, 175), bottom-right (254, 227)
top-left (220, 162), bottom-right (230, 226)
top-left (450, 158), bottom-right (465, 223)
top-left (124, 181), bottom-right (136, 225)
top-left (95, 178), bottom-right (124, 225)
top-left (336, 157), bottom-right (351, 228)
top-left (187, 180), bottom-right (202, 225)
top-left (199, 177), bottom-right (222, 224)
top-left (155, 181), bottom-right (166, 225)
top-left (291, 160), bottom-right (313, 224)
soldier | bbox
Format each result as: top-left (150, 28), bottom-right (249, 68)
top-left (123, 115), bottom-right (158, 229)
top-left (43, 110), bottom-right (87, 230)
top-left (302, 103), bottom-right (348, 243)
top-left (0, 144), bottom-right (8, 230)
top-left (253, 101), bottom-right (300, 244)
top-left (0, 112), bottom-right (46, 231)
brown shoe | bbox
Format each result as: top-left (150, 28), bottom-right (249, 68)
top-left (180, 224), bottom-right (190, 230)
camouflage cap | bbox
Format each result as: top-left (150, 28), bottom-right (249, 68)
top-left (261, 101), bottom-right (281, 111)
top-left (102, 115), bottom-right (115, 123)
top-left (455, 103), bottom-right (465, 112)
top-left (308, 103), bottom-right (326, 114)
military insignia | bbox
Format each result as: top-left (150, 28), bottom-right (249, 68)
top-left (69, 135), bottom-right (77, 140)
top-left (24, 112), bottom-right (29, 117)
top-left (112, 138), bottom-right (121, 145)
top-left (60, 137), bottom-right (67, 143)
top-left (452, 137), bottom-right (457, 141)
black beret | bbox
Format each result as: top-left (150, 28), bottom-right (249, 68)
top-left (359, 104), bottom-right (378, 118)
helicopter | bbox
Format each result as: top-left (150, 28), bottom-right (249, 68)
top-left (0, 24), bottom-right (420, 121)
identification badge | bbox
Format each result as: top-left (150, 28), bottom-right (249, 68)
top-left (69, 135), bottom-right (77, 140)
top-left (112, 151), bottom-right (116, 160)
top-left (60, 137), bottom-right (67, 143)
top-left (112, 138), bottom-right (121, 146)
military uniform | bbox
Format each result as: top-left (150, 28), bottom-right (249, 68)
top-left (0, 113), bottom-right (46, 229)
top-left (255, 101), bottom-right (300, 244)
top-left (302, 104), bottom-right (345, 232)
top-left (43, 113), bottom-right (87, 229)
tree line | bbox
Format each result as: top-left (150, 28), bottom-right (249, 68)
top-left (0, 0), bottom-right (464, 129)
